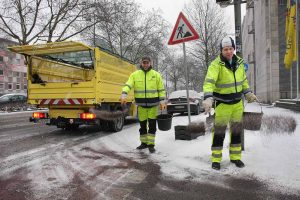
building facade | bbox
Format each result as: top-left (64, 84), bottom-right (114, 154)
top-left (242, 0), bottom-right (300, 103)
top-left (0, 38), bottom-right (27, 96)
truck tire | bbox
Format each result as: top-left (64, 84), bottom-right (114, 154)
top-left (109, 116), bottom-right (124, 132)
top-left (99, 120), bottom-right (110, 131)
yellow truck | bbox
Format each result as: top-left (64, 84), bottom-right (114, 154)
top-left (8, 41), bottom-right (137, 131)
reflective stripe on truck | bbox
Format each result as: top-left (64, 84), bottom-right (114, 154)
top-left (39, 98), bottom-right (84, 105)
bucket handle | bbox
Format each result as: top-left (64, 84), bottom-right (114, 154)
top-left (244, 97), bottom-right (263, 113)
top-left (159, 104), bottom-right (168, 115)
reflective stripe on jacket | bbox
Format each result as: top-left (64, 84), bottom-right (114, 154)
top-left (122, 69), bottom-right (166, 107)
top-left (203, 54), bottom-right (251, 104)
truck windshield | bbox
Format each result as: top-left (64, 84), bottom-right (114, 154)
top-left (39, 50), bottom-right (94, 69)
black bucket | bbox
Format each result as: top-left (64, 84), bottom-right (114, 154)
top-left (243, 102), bottom-right (263, 131)
top-left (157, 114), bottom-right (173, 131)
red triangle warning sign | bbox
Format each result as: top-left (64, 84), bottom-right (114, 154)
top-left (168, 12), bottom-right (200, 45)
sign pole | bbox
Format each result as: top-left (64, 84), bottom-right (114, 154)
top-left (296, 0), bottom-right (299, 99)
top-left (168, 12), bottom-right (199, 124)
top-left (233, 0), bottom-right (245, 150)
top-left (291, 69), bottom-right (293, 98)
top-left (183, 42), bottom-right (191, 123)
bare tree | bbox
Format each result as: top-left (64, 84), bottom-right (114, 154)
top-left (86, 0), bottom-right (168, 63)
top-left (0, 0), bottom-right (45, 44)
top-left (188, 59), bottom-right (202, 92)
top-left (0, 0), bottom-right (101, 44)
top-left (184, 0), bottom-right (229, 89)
top-left (160, 50), bottom-right (186, 92)
top-left (44, 0), bottom-right (95, 43)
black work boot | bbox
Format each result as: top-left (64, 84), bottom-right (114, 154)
top-left (148, 145), bottom-right (156, 153)
top-left (231, 160), bottom-right (245, 168)
top-left (136, 143), bottom-right (148, 150)
top-left (212, 162), bottom-right (221, 170)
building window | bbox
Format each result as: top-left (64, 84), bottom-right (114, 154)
top-left (279, 0), bottom-right (286, 6)
top-left (0, 83), bottom-right (3, 89)
top-left (8, 83), bottom-right (12, 90)
top-left (0, 56), bottom-right (3, 62)
top-left (4, 56), bottom-right (9, 62)
top-left (24, 85), bottom-right (27, 90)
top-left (16, 72), bottom-right (20, 77)
top-left (0, 69), bottom-right (3, 76)
top-left (8, 71), bottom-right (12, 77)
top-left (23, 73), bottom-right (27, 78)
top-left (16, 59), bottom-right (21, 65)
top-left (16, 84), bottom-right (20, 90)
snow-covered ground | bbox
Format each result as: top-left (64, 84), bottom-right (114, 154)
top-left (92, 103), bottom-right (300, 195)
top-left (1, 103), bottom-right (299, 197)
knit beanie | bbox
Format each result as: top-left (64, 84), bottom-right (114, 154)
top-left (220, 37), bottom-right (235, 50)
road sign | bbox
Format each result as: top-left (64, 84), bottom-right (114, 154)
top-left (168, 12), bottom-right (200, 45)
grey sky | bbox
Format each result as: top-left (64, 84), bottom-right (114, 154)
top-left (135, 0), bottom-right (246, 36)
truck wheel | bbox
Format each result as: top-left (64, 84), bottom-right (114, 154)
top-left (109, 116), bottom-right (124, 132)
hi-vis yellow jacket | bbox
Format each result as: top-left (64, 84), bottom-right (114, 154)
top-left (203, 54), bottom-right (251, 104)
top-left (122, 68), bottom-right (166, 107)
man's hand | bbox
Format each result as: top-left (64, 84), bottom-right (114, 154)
top-left (245, 92), bottom-right (257, 103)
top-left (120, 93), bottom-right (127, 105)
top-left (203, 97), bottom-right (213, 114)
top-left (159, 101), bottom-right (167, 110)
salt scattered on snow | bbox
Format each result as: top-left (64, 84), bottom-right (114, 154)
top-left (97, 103), bottom-right (300, 194)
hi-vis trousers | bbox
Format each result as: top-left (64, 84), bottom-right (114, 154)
top-left (138, 106), bottom-right (158, 146)
top-left (211, 100), bottom-right (243, 163)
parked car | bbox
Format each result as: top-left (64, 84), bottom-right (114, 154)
top-left (0, 93), bottom-right (27, 111)
top-left (167, 90), bottom-right (204, 115)
top-left (0, 93), bottom-right (27, 103)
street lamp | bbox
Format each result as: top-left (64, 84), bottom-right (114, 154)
top-left (216, 0), bottom-right (244, 56)
top-left (216, 0), bottom-right (234, 8)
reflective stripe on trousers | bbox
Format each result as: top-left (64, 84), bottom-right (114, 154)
top-left (211, 137), bottom-right (242, 162)
top-left (139, 133), bottom-right (155, 145)
top-left (138, 106), bottom-right (157, 145)
top-left (211, 100), bottom-right (243, 163)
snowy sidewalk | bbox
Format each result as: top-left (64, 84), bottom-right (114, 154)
top-left (97, 103), bottom-right (300, 195)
